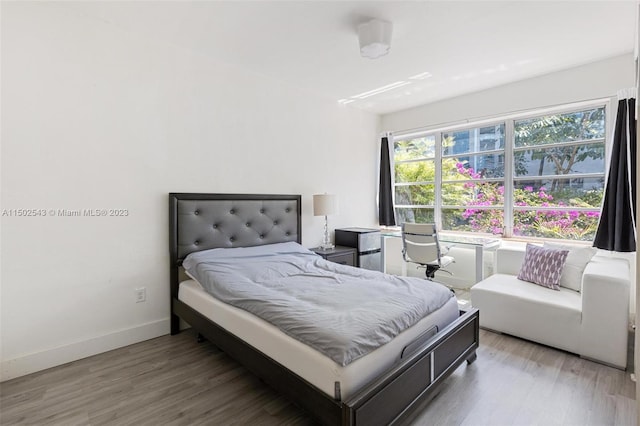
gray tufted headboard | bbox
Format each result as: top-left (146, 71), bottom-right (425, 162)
top-left (169, 193), bottom-right (301, 265)
top-left (169, 193), bottom-right (301, 299)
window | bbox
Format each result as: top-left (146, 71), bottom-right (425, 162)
top-left (441, 124), bottom-right (505, 234)
top-left (512, 107), bottom-right (605, 240)
top-left (394, 136), bottom-right (436, 223)
top-left (392, 103), bottom-right (606, 241)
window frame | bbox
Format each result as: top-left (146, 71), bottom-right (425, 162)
top-left (390, 99), bottom-right (610, 241)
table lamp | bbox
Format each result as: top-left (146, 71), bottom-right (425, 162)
top-left (313, 193), bottom-right (337, 249)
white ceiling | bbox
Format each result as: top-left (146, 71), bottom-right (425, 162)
top-left (59, 1), bottom-right (636, 115)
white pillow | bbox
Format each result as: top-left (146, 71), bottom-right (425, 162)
top-left (543, 242), bottom-right (597, 292)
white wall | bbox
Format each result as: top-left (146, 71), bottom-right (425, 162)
top-left (382, 54), bottom-right (634, 132)
top-left (0, 3), bottom-right (380, 380)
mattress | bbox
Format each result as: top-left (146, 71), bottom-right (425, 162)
top-left (179, 279), bottom-right (459, 399)
top-left (183, 242), bottom-right (455, 366)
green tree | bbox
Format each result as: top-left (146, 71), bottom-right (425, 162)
top-left (514, 108), bottom-right (605, 191)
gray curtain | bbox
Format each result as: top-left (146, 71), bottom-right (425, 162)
top-left (593, 97), bottom-right (637, 252)
top-left (378, 136), bottom-right (396, 226)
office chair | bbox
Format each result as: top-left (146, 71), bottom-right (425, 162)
top-left (401, 223), bottom-right (455, 280)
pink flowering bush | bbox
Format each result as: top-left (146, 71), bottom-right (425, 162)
top-left (446, 162), bottom-right (601, 241)
top-left (395, 155), bottom-right (602, 241)
top-left (511, 186), bottom-right (600, 240)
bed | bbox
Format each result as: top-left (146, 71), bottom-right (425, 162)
top-left (169, 193), bottom-right (479, 425)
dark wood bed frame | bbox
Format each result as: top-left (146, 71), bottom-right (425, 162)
top-left (169, 193), bottom-right (479, 425)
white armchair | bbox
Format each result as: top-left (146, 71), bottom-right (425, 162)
top-left (471, 246), bottom-right (630, 369)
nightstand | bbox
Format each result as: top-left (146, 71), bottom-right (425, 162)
top-left (311, 246), bottom-right (357, 267)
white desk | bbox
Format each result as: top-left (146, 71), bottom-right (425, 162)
top-left (380, 231), bottom-right (500, 284)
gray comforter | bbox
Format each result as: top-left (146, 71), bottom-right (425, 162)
top-left (183, 242), bottom-right (454, 366)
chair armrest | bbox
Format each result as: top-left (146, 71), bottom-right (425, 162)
top-left (579, 257), bottom-right (630, 368)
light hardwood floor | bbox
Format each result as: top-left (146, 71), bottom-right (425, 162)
top-left (1, 329), bottom-right (636, 426)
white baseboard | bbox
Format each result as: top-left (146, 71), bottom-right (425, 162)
top-left (0, 318), bottom-right (169, 382)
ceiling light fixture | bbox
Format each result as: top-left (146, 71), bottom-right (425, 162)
top-left (358, 19), bottom-right (393, 59)
top-left (338, 98), bottom-right (355, 105)
top-left (351, 81), bottom-right (411, 99)
top-left (409, 72), bottom-right (433, 80)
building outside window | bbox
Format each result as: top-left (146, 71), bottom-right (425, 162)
top-left (392, 102), bottom-right (606, 242)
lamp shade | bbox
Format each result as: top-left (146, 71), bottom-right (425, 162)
top-left (358, 19), bottom-right (392, 59)
top-left (313, 194), bottom-right (338, 216)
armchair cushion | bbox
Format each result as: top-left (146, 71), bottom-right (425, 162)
top-left (517, 244), bottom-right (569, 290)
top-left (543, 242), bottom-right (597, 292)
top-left (471, 274), bottom-right (582, 353)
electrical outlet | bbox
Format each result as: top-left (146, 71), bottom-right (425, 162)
top-left (135, 287), bottom-right (146, 303)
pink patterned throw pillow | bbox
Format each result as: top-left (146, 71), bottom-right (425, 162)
top-left (517, 244), bottom-right (569, 290)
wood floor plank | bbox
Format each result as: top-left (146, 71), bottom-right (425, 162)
top-left (0, 329), bottom-right (635, 425)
